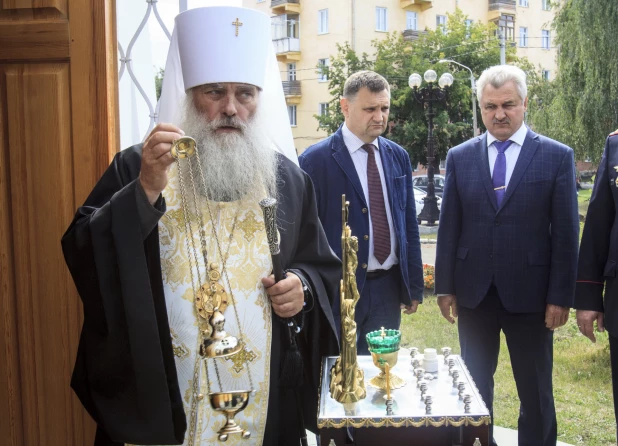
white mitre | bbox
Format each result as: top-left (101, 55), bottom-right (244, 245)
top-left (156, 2), bottom-right (297, 164)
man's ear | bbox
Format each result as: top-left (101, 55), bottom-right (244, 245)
top-left (523, 96), bottom-right (529, 112)
top-left (340, 97), bottom-right (349, 119)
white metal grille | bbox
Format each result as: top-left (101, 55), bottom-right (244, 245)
top-left (118, 0), bottom-right (187, 146)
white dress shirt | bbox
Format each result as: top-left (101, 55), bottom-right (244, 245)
top-left (342, 123), bottom-right (398, 271)
top-left (487, 123), bottom-right (528, 188)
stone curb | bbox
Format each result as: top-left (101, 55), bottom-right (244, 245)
top-left (420, 239), bottom-right (437, 244)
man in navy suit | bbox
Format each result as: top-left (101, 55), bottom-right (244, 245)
top-left (575, 129), bottom-right (618, 441)
top-left (435, 65), bottom-right (579, 446)
top-left (299, 71), bottom-right (424, 354)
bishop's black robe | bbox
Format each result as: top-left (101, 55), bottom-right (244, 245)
top-left (61, 145), bottom-right (340, 445)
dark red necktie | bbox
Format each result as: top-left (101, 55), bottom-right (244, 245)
top-left (362, 144), bottom-right (391, 264)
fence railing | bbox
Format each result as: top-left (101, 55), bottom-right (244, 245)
top-left (271, 0), bottom-right (300, 6)
top-left (282, 80), bottom-right (301, 96)
top-left (488, 0), bottom-right (516, 11)
top-left (402, 29), bottom-right (427, 41)
top-left (273, 37), bottom-right (301, 54)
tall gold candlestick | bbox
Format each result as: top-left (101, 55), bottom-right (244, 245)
top-left (329, 195), bottom-right (366, 404)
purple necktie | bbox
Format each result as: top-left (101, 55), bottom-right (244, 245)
top-left (492, 140), bottom-right (513, 206)
top-left (362, 144), bottom-right (391, 264)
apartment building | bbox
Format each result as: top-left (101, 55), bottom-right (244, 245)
top-left (244, 0), bottom-right (557, 153)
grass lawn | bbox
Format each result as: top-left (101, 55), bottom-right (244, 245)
top-left (400, 295), bottom-right (616, 446)
top-left (579, 188), bottom-right (592, 218)
top-left (420, 232), bottom-right (438, 241)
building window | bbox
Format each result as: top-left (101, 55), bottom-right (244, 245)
top-left (542, 0), bottom-right (551, 10)
top-left (287, 63), bottom-right (296, 81)
top-left (319, 103), bottom-right (329, 116)
top-left (542, 29), bottom-right (550, 49)
top-left (519, 0), bottom-right (528, 6)
top-left (436, 15), bottom-right (447, 34)
top-left (376, 7), bottom-right (387, 32)
top-left (318, 9), bottom-right (328, 34)
top-left (465, 19), bottom-right (473, 38)
top-left (271, 14), bottom-right (299, 39)
top-left (287, 15), bottom-right (299, 38)
top-left (493, 14), bottom-right (515, 41)
top-left (318, 58), bottom-right (329, 82)
top-left (519, 27), bottom-right (528, 47)
top-left (542, 70), bottom-right (550, 81)
top-left (406, 11), bottom-right (418, 31)
top-left (288, 105), bottom-right (297, 126)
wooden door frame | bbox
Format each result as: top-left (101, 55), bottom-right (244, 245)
top-left (0, 1), bottom-right (119, 444)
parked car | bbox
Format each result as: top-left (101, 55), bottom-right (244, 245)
top-left (412, 174), bottom-right (445, 197)
top-left (414, 186), bottom-right (442, 217)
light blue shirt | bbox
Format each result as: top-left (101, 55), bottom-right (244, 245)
top-left (342, 123), bottom-right (398, 271)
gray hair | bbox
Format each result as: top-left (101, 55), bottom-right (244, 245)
top-left (343, 70), bottom-right (390, 100)
top-left (477, 65), bottom-right (527, 103)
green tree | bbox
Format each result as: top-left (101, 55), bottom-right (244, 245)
top-left (527, 0), bottom-right (618, 164)
top-left (315, 10), bottom-right (526, 168)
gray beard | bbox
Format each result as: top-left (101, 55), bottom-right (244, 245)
top-left (180, 100), bottom-right (278, 203)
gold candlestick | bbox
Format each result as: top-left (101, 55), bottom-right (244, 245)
top-left (329, 195), bottom-right (366, 404)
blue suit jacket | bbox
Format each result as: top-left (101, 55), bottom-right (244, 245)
top-left (299, 127), bottom-right (424, 305)
top-left (576, 134), bottom-right (618, 335)
top-left (435, 129), bottom-right (579, 312)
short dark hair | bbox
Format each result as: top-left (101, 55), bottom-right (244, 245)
top-left (343, 71), bottom-right (390, 100)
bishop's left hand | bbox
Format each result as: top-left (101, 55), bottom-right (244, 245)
top-left (262, 273), bottom-right (304, 318)
top-left (545, 304), bottom-right (570, 330)
top-left (401, 300), bottom-right (420, 315)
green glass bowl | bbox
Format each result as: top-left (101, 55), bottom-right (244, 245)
top-left (366, 329), bottom-right (401, 354)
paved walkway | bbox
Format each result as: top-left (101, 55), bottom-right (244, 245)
top-left (421, 241), bottom-right (436, 265)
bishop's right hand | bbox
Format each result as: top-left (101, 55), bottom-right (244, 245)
top-left (139, 123), bottom-right (185, 205)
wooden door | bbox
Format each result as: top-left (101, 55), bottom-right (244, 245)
top-left (0, 1), bottom-right (119, 444)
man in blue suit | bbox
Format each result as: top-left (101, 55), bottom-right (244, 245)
top-left (299, 71), bottom-right (424, 354)
top-left (435, 65), bottom-right (579, 446)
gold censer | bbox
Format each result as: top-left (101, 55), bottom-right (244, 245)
top-left (171, 136), bottom-right (253, 442)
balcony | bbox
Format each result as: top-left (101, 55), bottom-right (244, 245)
top-left (488, 0), bottom-right (516, 20)
top-left (273, 37), bottom-right (301, 63)
top-left (271, 0), bottom-right (300, 14)
top-left (282, 80), bottom-right (301, 104)
top-left (402, 29), bottom-right (427, 42)
top-left (400, 0), bottom-right (432, 11)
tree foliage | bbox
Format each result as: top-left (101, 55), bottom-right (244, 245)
top-left (314, 10), bottom-right (527, 167)
top-left (527, 0), bottom-right (618, 164)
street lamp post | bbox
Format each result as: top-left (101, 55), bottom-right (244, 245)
top-left (409, 70), bottom-right (453, 226)
top-left (439, 59), bottom-right (478, 136)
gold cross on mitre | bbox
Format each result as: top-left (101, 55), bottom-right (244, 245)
top-left (232, 18), bottom-right (243, 36)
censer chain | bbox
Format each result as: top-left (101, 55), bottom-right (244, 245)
top-left (175, 157), bottom-right (208, 446)
top-left (194, 147), bottom-right (256, 393)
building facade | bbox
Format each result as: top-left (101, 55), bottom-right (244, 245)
top-left (244, 0), bottom-right (557, 154)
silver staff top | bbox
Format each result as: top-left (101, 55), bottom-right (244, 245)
top-left (259, 197), bottom-right (280, 255)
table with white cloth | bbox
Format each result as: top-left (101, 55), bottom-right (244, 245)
top-left (317, 352), bottom-right (490, 446)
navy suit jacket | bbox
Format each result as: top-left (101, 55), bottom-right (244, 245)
top-left (435, 129), bottom-right (579, 313)
top-left (576, 134), bottom-right (618, 335)
top-left (299, 127), bottom-right (424, 305)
